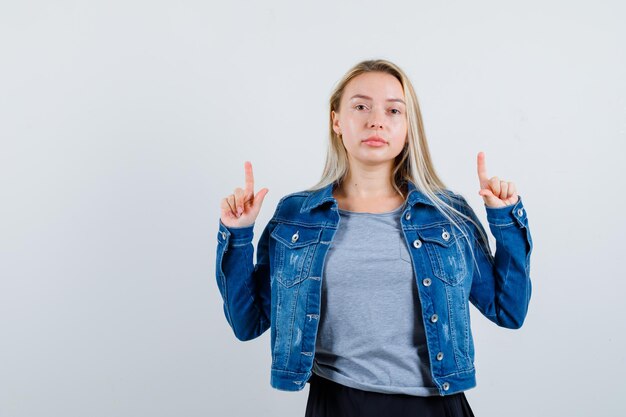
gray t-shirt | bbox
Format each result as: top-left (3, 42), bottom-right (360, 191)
top-left (312, 202), bottom-right (440, 396)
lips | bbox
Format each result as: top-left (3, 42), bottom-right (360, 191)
top-left (362, 135), bottom-right (387, 144)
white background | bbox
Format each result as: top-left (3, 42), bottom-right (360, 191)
top-left (1, 1), bottom-right (624, 416)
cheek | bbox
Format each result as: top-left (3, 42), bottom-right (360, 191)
top-left (390, 119), bottom-right (408, 136)
top-left (395, 137), bottom-right (407, 151)
top-left (395, 123), bottom-right (408, 147)
top-left (345, 115), bottom-right (365, 129)
top-left (394, 116), bottom-right (408, 128)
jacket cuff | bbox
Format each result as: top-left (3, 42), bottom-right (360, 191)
top-left (485, 195), bottom-right (528, 228)
top-left (218, 219), bottom-right (255, 246)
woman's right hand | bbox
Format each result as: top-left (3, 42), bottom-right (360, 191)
top-left (220, 161), bottom-right (269, 228)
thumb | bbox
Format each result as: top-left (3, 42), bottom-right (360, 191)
top-left (254, 188), bottom-right (269, 208)
top-left (478, 188), bottom-right (502, 208)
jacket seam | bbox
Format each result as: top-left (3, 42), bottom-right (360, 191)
top-left (217, 244), bottom-right (236, 335)
top-left (494, 226), bottom-right (512, 321)
top-left (241, 243), bottom-right (267, 328)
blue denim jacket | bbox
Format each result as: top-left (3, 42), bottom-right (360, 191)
top-left (215, 180), bottom-right (533, 396)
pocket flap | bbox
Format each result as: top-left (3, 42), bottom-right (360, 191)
top-left (271, 223), bottom-right (322, 248)
top-left (416, 224), bottom-right (458, 247)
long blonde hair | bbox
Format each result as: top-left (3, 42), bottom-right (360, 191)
top-left (306, 58), bottom-right (490, 272)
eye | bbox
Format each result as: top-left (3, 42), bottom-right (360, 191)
top-left (390, 108), bottom-right (401, 115)
top-left (355, 104), bottom-right (367, 110)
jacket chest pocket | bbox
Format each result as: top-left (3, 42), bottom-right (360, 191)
top-left (271, 223), bottom-right (322, 288)
top-left (417, 224), bottom-right (468, 286)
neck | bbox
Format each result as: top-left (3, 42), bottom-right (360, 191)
top-left (337, 165), bottom-right (398, 200)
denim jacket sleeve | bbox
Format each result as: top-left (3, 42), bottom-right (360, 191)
top-left (456, 195), bottom-right (533, 329)
top-left (215, 209), bottom-right (278, 341)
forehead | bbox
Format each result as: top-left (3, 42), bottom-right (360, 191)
top-left (343, 72), bottom-right (404, 100)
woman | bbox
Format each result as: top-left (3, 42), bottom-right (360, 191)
top-left (216, 59), bottom-right (533, 417)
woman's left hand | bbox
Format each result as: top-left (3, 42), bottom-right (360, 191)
top-left (476, 151), bottom-right (520, 208)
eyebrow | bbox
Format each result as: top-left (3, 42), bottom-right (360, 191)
top-left (349, 94), bottom-right (406, 105)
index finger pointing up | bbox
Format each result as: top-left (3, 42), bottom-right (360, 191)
top-left (244, 161), bottom-right (255, 195)
top-left (477, 151), bottom-right (489, 187)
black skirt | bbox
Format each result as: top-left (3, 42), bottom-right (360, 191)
top-left (304, 373), bottom-right (476, 417)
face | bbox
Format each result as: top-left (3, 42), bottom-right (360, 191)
top-left (332, 71), bottom-right (408, 167)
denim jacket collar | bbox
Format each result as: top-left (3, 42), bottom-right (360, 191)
top-left (300, 179), bottom-right (437, 214)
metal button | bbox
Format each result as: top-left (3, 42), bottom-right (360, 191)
top-left (405, 212), bottom-right (411, 220)
top-left (436, 352), bottom-right (444, 361)
top-left (442, 382), bottom-right (450, 391)
top-left (220, 231), bottom-right (226, 240)
top-left (413, 239), bottom-right (422, 249)
top-left (517, 208), bottom-right (524, 217)
top-left (291, 231), bottom-right (299, 243)
top-left (430, 314), bottom-right (438, 323)
top-left (441, 230), bottom-right (450, 240)
top-left (423, 278), bottom-right (432, 286)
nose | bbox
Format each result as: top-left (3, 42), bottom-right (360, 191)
top-left (367, 107), bottom-right (384, 129)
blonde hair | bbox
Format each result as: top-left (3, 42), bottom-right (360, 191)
top-left (306, 58), bottom-right (490, 273)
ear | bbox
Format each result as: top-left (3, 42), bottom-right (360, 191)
top-left (331, 110), bottom-right (341, 135)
